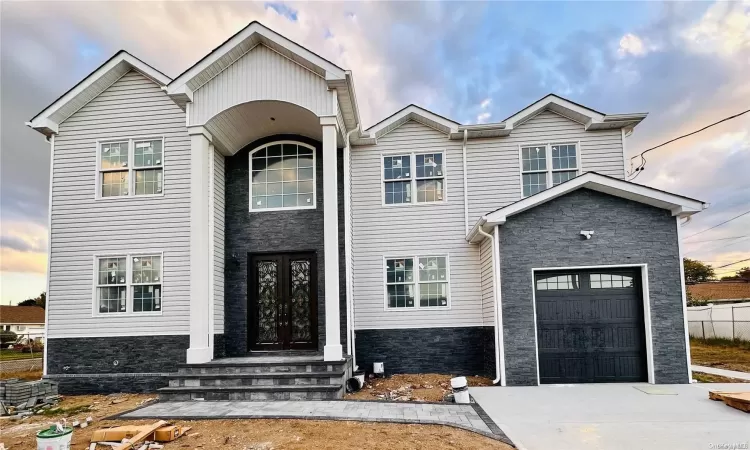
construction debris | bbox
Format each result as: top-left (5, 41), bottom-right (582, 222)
top-left (0, 378), bottom-right (62, 418)
top-left (88, 421), bottom-right (191, 449)
top-left (709, 390), bottom-right (750, 413)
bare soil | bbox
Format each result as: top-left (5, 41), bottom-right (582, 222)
top-left (0, 393), bottom-right (512, 450)
top-left (345, 373), bottom-right (494, 402)
top-left (691, 339), bottom-right (750, 373)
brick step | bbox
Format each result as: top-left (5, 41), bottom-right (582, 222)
top-left (158, 384), bottom-right (343, 401)
top-left (177, 360), bottom-right (348, 375)
top-left (168, 371), bottom-right (345, 387)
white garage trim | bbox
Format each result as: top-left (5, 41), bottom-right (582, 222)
top-left (530, 264), bottom-right (655, 385)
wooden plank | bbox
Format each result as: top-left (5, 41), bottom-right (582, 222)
top-left (708, 391), bottom-right (750, 413)
top-left (112, 421), bottom-right (167, 450)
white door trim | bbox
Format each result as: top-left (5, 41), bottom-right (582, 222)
top-left (530, 263), bottom-right (655, 385)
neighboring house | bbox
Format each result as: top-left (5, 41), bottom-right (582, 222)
top-left (0, 306), bottom-right (46, 341)
top-left (687, 282), bottom-right (750, 302)
top-left (28, 21), bottom-right (705, 394)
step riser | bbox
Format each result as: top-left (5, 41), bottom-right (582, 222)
top-left (177, 364), bottom-right (346, 375)
top-left (169, 376), bottom-right (344, 387)
top-left (160, 389), bottom-right (342, 401)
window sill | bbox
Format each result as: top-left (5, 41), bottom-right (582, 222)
top-left (92, 311), bottom-right (164, 318)
top-left (382, 200), bottom-right (448, 208)
top-left (384, 306), bottom-right (451, 312)
top-left (249, 205), bottom-right (317, 212)
top-left (95, 193), bottom-right (165, 201)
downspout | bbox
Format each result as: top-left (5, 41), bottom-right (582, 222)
top-left (462, 129), bottom-right (470, 235)
top-left (344, 125), bottom-right (359, 367)
top-left (477, 225), bottom-right (506, 386)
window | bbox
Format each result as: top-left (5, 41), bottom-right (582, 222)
top-left (98, 138), bottom-right (164, 198)
top-left (590, 273), bottom-right (634, 289)
top-left (250, 142), bottom-right (315, 210)
top-left (536, 274), bottom-right (580, 290)
top-left (383, 152), bottom-right (444, 205)
top-left (95, 254), bottom-right (162, 314)
top-left (521, 143), bottom-right (579, 197)
top-left (16, 326), bottom-right (26, 332)
top-left (385, 255), bottom-right (450, 308)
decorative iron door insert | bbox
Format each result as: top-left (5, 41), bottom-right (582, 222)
top-left (248, 252), bottom-right (317, 350)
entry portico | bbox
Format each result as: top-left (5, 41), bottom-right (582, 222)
top-left (166, 21), bottom-right (361, 363)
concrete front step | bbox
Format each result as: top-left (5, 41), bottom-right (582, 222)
top-left (177, 361), bottom-right (348, 375)
top-left (168, 371), bottom-right (346, 387)
top-left (158, 384), bottom-right (344, 401)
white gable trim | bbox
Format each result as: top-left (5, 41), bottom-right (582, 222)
top-left (167, 21), bottom-right (346, 99)
top-left (358, 105), bottom-right (459, 144)
top-left (27, 51), bottom-right (171, 137)
top-left (467, 172), bottom-right (706, 243)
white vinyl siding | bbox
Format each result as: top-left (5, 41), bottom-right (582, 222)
top-left (479, 236), bottom-right (494, 325)
top-left (49, 70), bottom-right (190, 338)
top-left (213, 150), bottom-right (225, 334)
top-left (466, 110), bottom-right (625, 220)
top-left (190, 44), bottom-right (332, 126)
top-left (351, 121), bottom-right (483, 330)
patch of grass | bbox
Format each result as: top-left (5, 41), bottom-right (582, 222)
top-left (41, 404), bottom-right (91, 416)
top-left (691, 338), bottom-right (750, 373)
top-left (0, 368), bottom-right (43, 381)
top-left (0, 350), bottom-right (39, 361)
top-left (693, 372), bottom-right (750, 383)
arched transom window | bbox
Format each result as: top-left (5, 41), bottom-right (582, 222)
top-left (250, 141), bottom-right (316, 211)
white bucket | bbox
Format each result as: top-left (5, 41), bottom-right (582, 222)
top-left (36, 425), bottom-right (73, 450)
top-left (373, 362), bottom-right (384, 376)
top-left (354, 371), bottom-right (366, 386)
top-left (451, 376), bottom-right (470, 404)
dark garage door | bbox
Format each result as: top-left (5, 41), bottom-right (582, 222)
top-left (535, 269), bottom-right (647, 384)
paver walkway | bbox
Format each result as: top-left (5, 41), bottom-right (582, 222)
top-left (120, 400), bottom-right (511, 443)
top-left (692, 365), bottom-right (750, 381)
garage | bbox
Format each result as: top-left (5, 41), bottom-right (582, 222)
top-left (534, 268), bottom-right (648, 384)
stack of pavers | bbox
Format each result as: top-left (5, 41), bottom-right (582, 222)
top-left (0, 378), bottom-right (60, 415)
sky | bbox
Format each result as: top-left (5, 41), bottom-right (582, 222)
top-left (1, 1), bottom-right (749, 305)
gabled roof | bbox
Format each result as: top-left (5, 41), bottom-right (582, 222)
top-left (355, 94), bottom-right (648, 145)
top-left (355, 104), bottom-right (459, 144)
top-left (466, 172), bottom-right (706, 243)
top-left (27, 51), bottom-right (171, 137)
top-left (0, 306), bottom-right (45, 324)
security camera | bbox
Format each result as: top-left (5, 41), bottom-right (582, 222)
top-left (580, 230), bottom-right (594, 240)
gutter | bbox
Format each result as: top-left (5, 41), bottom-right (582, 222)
top-left (344, 125), bottom-right (359, 368)
top-left (462, 129), bottom-right (469, 235)
top-left (476, 226), bottom-right (506, 386)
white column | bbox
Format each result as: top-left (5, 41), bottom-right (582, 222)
top-left (321, 117), bottom-right (343, 361)
top-left (186, 126), bottom-right (213, 363)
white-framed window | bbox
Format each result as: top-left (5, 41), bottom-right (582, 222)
top-left (382, 152), bottom-right (445, 205)
top-left (249, 141), bottom-right (316, 211)
top-left (520, 143), bottom-right (579, 197)
top-left (97, 137), bottom-right (164, 198)
top-left (16, 325), bottom-right (26, 332)
top-left (384, 255), bottom-right (450, 309)
top-left (94, 253), bottom-right (162, 314)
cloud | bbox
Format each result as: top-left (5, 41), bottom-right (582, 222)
top-left (682, 0), bottom-right (750, 56)
top-left (617, 33), bottom-right (651, 57)
top-left (476, 112), bottom-right (492, 124)
top-left (480, 98), bottom-right (491, 109)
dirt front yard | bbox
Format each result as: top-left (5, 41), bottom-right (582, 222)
top-left (0, 394), bottom-right (512, 450)
top-left (691, 338), bottom-right (750, 373)
top-left (345, 374), bottom-right (494, 402)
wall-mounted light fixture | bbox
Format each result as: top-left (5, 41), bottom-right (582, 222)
top-left (580, 230), bottom-right (594, 240)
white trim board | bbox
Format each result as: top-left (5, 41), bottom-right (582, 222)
top-left (530, 264), bottom-right (655, 385)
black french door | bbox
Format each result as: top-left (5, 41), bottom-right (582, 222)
top-left (248, 252), bottom-right (318, 350)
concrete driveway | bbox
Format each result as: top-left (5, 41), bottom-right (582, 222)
top-left (470, 383), bottom-right (750, 450)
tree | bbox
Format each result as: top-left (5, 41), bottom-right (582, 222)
top-left (17, 292), bottom-right (46, 309)
top-left (721, 267), bottom-right (750, 281)
top-left (683, 258), bottom-right (715, 283)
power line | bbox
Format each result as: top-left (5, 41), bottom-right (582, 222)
top-left (682, 210), bottom-right (750, 240)
top-left (627, 108), bottom-right (750, 178)
top-left (685, 236), bottom-right (750, 255)
top-left (714, 258), bottom-right (750, 270)
top-left (682, 235), bottom-right (750, 244)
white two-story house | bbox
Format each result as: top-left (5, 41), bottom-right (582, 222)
top-left (28, 22), bottom-right (705, 398)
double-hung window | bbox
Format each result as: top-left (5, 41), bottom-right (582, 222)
top-left (98, 138), bottom-right (164, 198)
top-left (95, 254), bottom-right (162, 314)
top-left (383, 152), bottom-right (444, 205)
top-left (385, 255), bottom-right (450, 309)
top-left (520, 143), bottom-right (579, 197)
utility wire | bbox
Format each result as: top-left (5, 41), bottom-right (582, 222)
top-left (627, 108), bottom-right (750, 178)
top-left (683, 235), bottom-right (750, 244)
top-left (714, 258), bottom-right (750, 270)
top-left (682, 210), bottom-right (750, 240)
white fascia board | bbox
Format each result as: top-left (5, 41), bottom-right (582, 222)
top-left (167, 22), bottom-right (346, 96)
top-left (366, 105), bottom-right (459, 139)
top-left (28, 51), bottom-right (170, 135)
top-left (481, 173), bottom-right (706, 228)
top-left (504, 94), bottom-right (605, 130)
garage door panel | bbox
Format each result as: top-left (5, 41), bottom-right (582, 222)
top-left (536, 269), bottom-right (647, 384)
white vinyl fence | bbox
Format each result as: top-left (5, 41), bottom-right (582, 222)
top-left (687, 303), bottom-right (750, 341)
